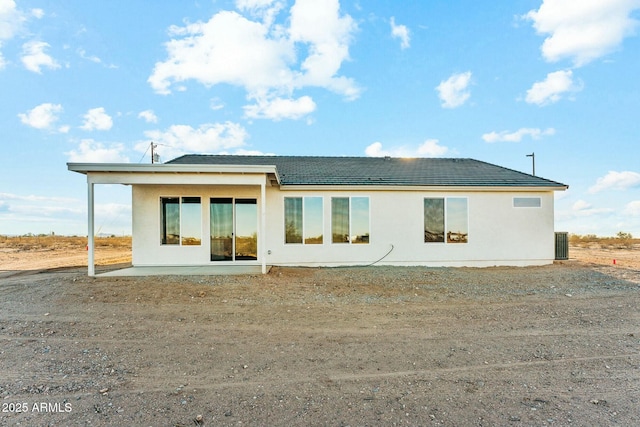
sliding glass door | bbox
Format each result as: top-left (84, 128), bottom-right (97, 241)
top-left (210, 198), bottom-right (233, 261)
top-left (210, 198), bottom-right (257, 262)
top-left (234, 199), bottom-right (257, 260)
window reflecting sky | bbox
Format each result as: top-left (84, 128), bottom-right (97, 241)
top-left (447, 198), bottom-right (468, 234)
top-left (351, 197), bottom-right (369, 239)
top-left (181, 197), bottom-right (201, 243)
top-left (303, 197), bottom-right (323, 241)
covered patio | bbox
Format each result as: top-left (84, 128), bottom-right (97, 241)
top-left (67, 162), bottom-right (279, 276)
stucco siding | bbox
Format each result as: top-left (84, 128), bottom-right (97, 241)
top-left (132, 184), bottom-right (263, 266)
top-left (264, 190), bottom-right (555, 267)
top-left (131, 184), bottom-right (556, 268)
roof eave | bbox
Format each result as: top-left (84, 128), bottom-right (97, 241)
top-left (67, 162), bottom-right (281, 183)
top-left (278, 184), bottom-right (568, 191)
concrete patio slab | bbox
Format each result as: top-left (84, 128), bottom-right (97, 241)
top-left (97, 265), bottom-right (269, 277)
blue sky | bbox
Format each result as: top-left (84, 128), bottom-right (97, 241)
top-left (1, 0), bottom-right (639, 237)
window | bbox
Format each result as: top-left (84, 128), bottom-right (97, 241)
top-left (209, 198), bottom-right (257, 261)
top-left (304, 197), bottom-right (323, 244)
top-left (161, 197), bottom-right (180, 245)
top-left (235, 199), bottom-right (257, 260)
top-left (160, 197), bottom-right (201, 245)
top-left (331, 197), bottom-right (369, 244)
top-left (284, 197), bottom-right (323, 244)
top-left (284, 198), bottom-right (302, 243)
top-left (513, 197), bottom-right (541, 208)
top-left (424, 197), bottom-right (468, 244)
top-left (424, 198), bottom-right (444, 242)
top-left (446, 198), bottom-right (468, 243)
top-left (181, 197), bottom-right (202, 245)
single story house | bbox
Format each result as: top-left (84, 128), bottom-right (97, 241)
top-left (68, 155), bottom-right (568, 276)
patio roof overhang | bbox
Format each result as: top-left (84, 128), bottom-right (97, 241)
top-left (68, 162), bottom-right (273, 277)
top-left (67, 163), bottom-right (281, 186)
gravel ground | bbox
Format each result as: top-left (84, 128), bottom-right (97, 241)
top-left (0, 255), bottom-right (639, 426)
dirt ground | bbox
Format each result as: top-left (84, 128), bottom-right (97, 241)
top-left (0, 243), bottom-right (639, 426)
top-left (0, 236), bottom-right (131, 277)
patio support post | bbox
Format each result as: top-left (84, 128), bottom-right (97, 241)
top-left (261, 179), bottom-right (266, 274)
top-left (87, 179), bottom-right (95, 277)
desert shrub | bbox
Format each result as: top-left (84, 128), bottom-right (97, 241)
top-left (0, 235), bottom-right (131, 250)
top-left (615, 231), bottom-right (634, 249)
top-left (569, 232), bottom-right (637, 249)
top-left (569, 234), bottom-right (599, 247)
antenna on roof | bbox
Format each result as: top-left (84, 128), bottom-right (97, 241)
top-left (150, 142), bottom-right (159, 164)
top-left (526, 152), bottom-right (535, 176)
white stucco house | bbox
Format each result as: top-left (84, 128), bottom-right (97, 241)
top-left (68, 155), bottom-right (568, 276)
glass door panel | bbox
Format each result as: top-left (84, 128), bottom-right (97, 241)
top-left (210, 198), bottom-right (233, 261)
top-left (234, 199), bottom-right (257, 260)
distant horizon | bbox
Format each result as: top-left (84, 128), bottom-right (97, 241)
top-left (3, 231), bottom-right (639, 240)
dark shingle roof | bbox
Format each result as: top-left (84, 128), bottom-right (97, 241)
top-left (167, 155), bottom-right (567, 188)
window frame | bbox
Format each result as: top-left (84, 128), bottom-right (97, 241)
top-left (180, 196), bottom-right (202, 246)
top-left (445, 197), bottom-right (468, 244)
top-left (424, 196), bottom-right (469, 245)
top-left (283, 196), bottom-right (324, 245)
top-left (159, 196), bottom-right (202, 246)
top-left (513, 197), bottom-right (541, 208)
top-left (424, 197), bottom-right (445, 243)
top-left (331, 196), bottom-right (370, 245)
top-left (160, 197), bottom-right (180, 245)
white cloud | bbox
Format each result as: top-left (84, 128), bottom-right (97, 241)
top-left (0, 191), bottom-right (82, 234)
top-left (1, 2), bottom-right (47, 70)
top-left (236, 0), bottom-right (283, 11)
top-left (525, 0), bottom-right (640, 67)
top-left (210, 98), bottom-right (225, 110)
top-left (31, 8), bottom-right (44, 19)
top-left (365, 142), bottom-right (390, 157)
top-left (482, 127), bottom-right (555, 143)
top-left (556, 195), bottom-right (639, 236)
top-left (572, 200), bottom-right (592, 211)
top-left (77, 48), bottom-right (117, 69)
top-left (417, 140), bottom-right (449, 157)
top-left (365, 139), bottom-right (449, 158)
top-left (0, 192), bottom-right (76, 203)
top-left (66, 139), bottom-right (129, 163)
top-left (565, 199), bottom-right (615, 218)
top-left (436, 71), bottom-right (472, 108)
top-left (92, 202), bottom-right (132, 234)
top-left (289, 0), bottom-right (358, 96)
top-left (589, 171), bottom-right (640, 193)
top-left (149, 11), bottom-right (295, 95)
top-left (525, 69), bottom-right (581, 105)
top-left (139, 122), bottom-right (250, 161)
top-left (623, 201), bottom-right (640, 216)
top-left (148, 0), bottom-right (359, 120)
top-left (21, 40), bottom-right (60, 73)
top-left (0, 191), bottom-right (132, 235)
top-left (138, 109), bottom-right (158, 123)
top-left (243, 95), bottom-right (316, 120)
top-left (555, 199), bottom-right (612, 225)
top-left (81, 107), bottom-right (113, 131)
top-left (18, 103), bottom-right (63, 130)
top-left (390, 17), bottom-right (410, 49)
top-left (0, 0), bottom-right (24, 41)
top-left (235, 0), bottom-right (285, 26)
top-left (77, 48), bottom-right (101, 64)
top-left (3, 203), bottom-right (82, 218)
